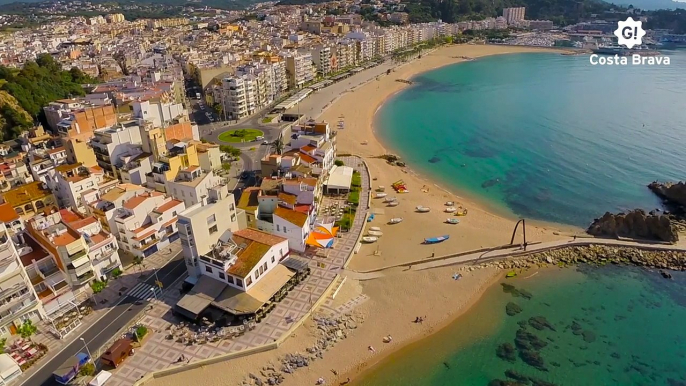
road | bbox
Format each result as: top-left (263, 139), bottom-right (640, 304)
top-left (23, 252), bottom-right (188, 386)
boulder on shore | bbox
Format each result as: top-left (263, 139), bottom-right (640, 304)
top-left (587, 209), bottom-right (678, 243)
top-left (648, 181), bottom-right (686, 209)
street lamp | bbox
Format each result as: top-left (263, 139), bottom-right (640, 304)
top-left (150, 287), bottom-right (158, 302)
top-left (79, 337), bottom-right (93, 363)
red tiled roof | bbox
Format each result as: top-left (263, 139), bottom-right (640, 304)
top-left (298, 153), bottom-right (317, 164)
top-left (301, 145), bottom-right (316, 153)
top-left (234, 228), bottom-right (286, 247)
top-left (0, 202), bottom-right (19, 222)
top-left (274, 207), bottom-right (308, 227)
top-left (154, 199), bottom-right (183, 214)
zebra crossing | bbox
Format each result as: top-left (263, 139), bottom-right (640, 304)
top-left (126, 282), bottom-right (162, 301)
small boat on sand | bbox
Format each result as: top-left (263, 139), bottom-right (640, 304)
top-left (445, 207), bottom-right (457, 213)
top-left (506, 271), bottom-right (517, 278)
top-left (446, 218), bottom-right (460, 224)
top-left (376, 186), bottom-right (385, 192)
top-left (387, 201), bottom-right (399, 207)
top-left (375, 193), bottom-right (387, 198)
top-left (367, 214), bottom-right (375, 222)
top-left (383, 197), bottom-right (397, 203)
top-left (416, 206), bottom-right (430, 213)
top-left (445, 201), bottom-right (454, 206)
top-left (368, 230), bottom-right (383, 237)
top-left (369, 226), bottom-right (381, 231)
top-left (423, 235), bottom-right (449, 244)
top-left (362, 236), bottom-right (378, 243)
top-left (389, 217), bottom-right (403, 224)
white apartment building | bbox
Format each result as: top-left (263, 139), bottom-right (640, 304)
top-left (114, 191), bottom-right (185, 258)
top-left (273, 206), bottom-right (312, 252)
top-left (503, 7), bottom-right (526, 24)
top-left (336, 40), bottom-right (357, 68)
top-left (132, 99), bottom-right (186, 128)
top-left (166, 167), bottom-right (223, 207)
top-left (177, 184), bottom-right (242, 279)
top-left (311, 45), bottom-right (333, 76)
top-left (47, 164), bottom-right (115, 212)
top-left (285, 51), bottom-right (315, 89)
top-left (215, 75), bottom-right (258, 120)
top-left (90, 122), bottom-right (143, 177)
top-left (0, 223), bottom-right (45, 338)
top-left (194, 228), bottom-right (289, 292)
top-left (84, 183), bottom-right (147, 238)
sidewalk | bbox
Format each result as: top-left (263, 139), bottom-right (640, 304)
top-left (16, 241), bottom-right (183, 385)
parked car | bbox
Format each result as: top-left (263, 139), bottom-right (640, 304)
top-left (262, 140), bottom-right (269, 145)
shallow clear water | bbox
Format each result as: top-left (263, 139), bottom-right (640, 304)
top-left (376, 51), bottom-right (686, 226)
top-left (355, 266), bottom-right (686, 386)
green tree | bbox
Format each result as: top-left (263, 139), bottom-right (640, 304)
top-left (219, 145), bottom-right (241, 158)
top-left (222, 162), bottom-right (231, 171)
top-left (0, 338), bottom-right (6, 354)
top-left (212, 103), bottom-right (223, 116)
top-left (18, 320), bottom-right (37, 340)
top-left (79, 362), bottom-right (96, 377)
top-left (272, 137), bottom-right (284, 155)
top-left (334, 159), bottom-right (344, 167)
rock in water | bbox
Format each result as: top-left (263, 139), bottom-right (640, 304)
top-left (519, 349), bottom-right (548, 372)
top-left (506, 302), bottom-right (523, 316)
top-left (587, 209), bottom-right (678, 243)
top-left (582, 330), bottom-right (596, 343)
top-left (648, 181), bottom-right (686, 209)
top-left (528, 316), bottom-right (556, 331)
top-left (488, 380), bottom-right (528, 386)
top-left (428, 157), bottom-right (441, 163)
top-left (505, 369), bottom-right (531, 383)
top-left (496, 343), bottom-right (517, 363)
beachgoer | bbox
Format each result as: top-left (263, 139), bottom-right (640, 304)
top-left (368, 345), bottom-right (376, 353)
top-left (331, 369), bottom-right (338, 375)
top-left (573, 235), bottom-right (577, 241)
top-left (317, 377), bottom-right (325, 385)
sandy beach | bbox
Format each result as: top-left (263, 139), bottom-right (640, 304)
top-left (150, 44), bottom-right (581, 386)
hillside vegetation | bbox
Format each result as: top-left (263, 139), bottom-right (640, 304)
top-left (0, 53), bottom-right (93, 140)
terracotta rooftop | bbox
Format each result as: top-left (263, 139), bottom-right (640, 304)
top-left (2, 181), bottom-right (52, 207)
top-left (237, 188), bottom-right (260, 210)
top-left (278, 192), bottom-right (297, 206)
top-left (47, 147), bottom-right (66, 155)
top-left (55, 163), bottom-right (82, 174)
top-left (298, 153), bottom-right (317, 164)
top-left (274, 207), bottom-right (308, 227)
top-left (234, 228), bottom-right (286, 247)
top-left (300, 145), bottom-right (316, 153)
top-left (0, 202), bottom-right (19, 223)
top-left (122, 192), bottom-right (162, 210)
top-left (227, 241), bottom-right (270, 278)
top-left (154, 199), bottom-right (183, 214)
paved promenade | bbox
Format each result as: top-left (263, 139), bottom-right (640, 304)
top-left (342, 237), bottom-right (686, 280)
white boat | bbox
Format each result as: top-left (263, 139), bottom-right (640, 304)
top-left (445, 207), bottom-right (457, 213)
top-left (445, 201), bottom-right (454, 206)
top-left (376, 186), bottom-right (385, 192)
top-left (368, 230), bottom-right (383, 237)
top-left (362, 236), bottom-right (378, 243)
top-left (369, 226), bottom-right (382, 231)
top-left (387, 201), bottom-right (399, 207)
top-left (375, 192), bottom-right (387, 198)
top-left (416, 206), bottom-right (431, 213)
top-left (389, 217), bottom-right (403, 224)
top-left (383, 196), bottom-right (397, 203)
top-left (446, 218), bottom-right (460, 224)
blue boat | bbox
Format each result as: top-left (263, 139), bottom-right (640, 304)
top-left (424, 235), bottom-right (449, 244)
top-left (367, 213), bottom-right (375, 222)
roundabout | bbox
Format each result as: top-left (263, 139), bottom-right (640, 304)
top-left (217, 128), bottom-right (265, 143)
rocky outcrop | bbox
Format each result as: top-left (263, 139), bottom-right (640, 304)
top-left (466, 244), bottom-right (686, 272)
top-left (587, 209), bottom-right (678, 243)
top-left (649, 181), bottom-right (686, 210)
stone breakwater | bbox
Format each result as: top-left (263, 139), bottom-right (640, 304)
top-left (461, 245), bottom-right (686, 272)
top-left (238, 313), bottom-right (364, 386)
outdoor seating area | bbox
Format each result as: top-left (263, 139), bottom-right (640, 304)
top-left (6, 338), bottom-right (48, 370)
top-left (164, 319), bottom-right (257, 346)
top-left (48, 304), bottom-right (92, 339)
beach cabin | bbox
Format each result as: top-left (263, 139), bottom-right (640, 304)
top-left (53, 352), bottom-right (89, 385)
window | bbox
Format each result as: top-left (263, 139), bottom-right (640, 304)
top-left (259, 265), bottom-right (264, 274)
top-left (263, 262), bottom-right (267, 271)
top-left (255, 270), bottom-right (260, 279)
top-left (236, 278), bottom-right (243, 287)
top-left (245, 277), bottom-right (252, 287)
top-left (276, 224), bottom-right (280, 232)
top-left (271, 256), bottom-right (275, 263)
top-left (209, 225), bottom-right (218, 234)
top-left (283, 226), bottom-right (287, 233)
top-left (218, 272), bottom-right (225, 280)
top-left (231, 214), bottom-right (236, 222)
top-left (205, 266), bottom-right (212, 273)
top-left (280, 249), bottom-right (284, 257)
top-left (227, 275), bottom-right (234, 284)
top-left (207, 214), bottom-right (216, 224)
top-left (172, 211), bottom-right (177, 216)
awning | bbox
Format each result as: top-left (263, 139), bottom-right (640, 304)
top-left (175, 276), bottom-right (226, 318)
top-left (0, 274), bottom-right (26, 293)
top-left (70, 256), bottom-right (90, 268)
top-left (325, 165), bottom-right (353, 190)
top-left (45, 272), bottom-right (67, 288)
top-left (212, 265), bottom-right (294, 315)
top-left (280, 256), bottom-right (310, 272)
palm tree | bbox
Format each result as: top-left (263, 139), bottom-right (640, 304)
top-left (272, 137), bottom-right (284, 155)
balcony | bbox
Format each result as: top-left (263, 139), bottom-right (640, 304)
top-left (101, 262), bottom-right (121, 275)
top-left (39, 265), bottom-right (61, 279)
top-left (0, 294), bottom-right (37, 324)
top-left (70, 270), bottom-right (94, 285)
top-left (0, 290), bottom-right (34, 314)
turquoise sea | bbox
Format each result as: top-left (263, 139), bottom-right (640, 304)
top-left (376, 50), bottom-right (686, 227)
top-left (355, 266), bottom-right (686, 386)
top-left (359, 51), bottom-right (686, 386)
